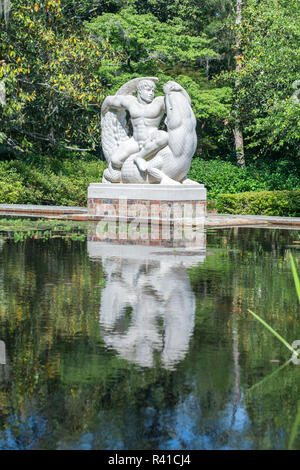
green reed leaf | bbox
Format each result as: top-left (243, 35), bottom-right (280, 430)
top-left (290, 254), bottom-right (300, 304)
top-left (247, 309), bottom-right (299, 356)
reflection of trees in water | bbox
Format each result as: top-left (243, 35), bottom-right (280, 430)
top-left (0, 229), bottom-right (298, 448)
top-left (0, 239), bottom-right (103, 447)
top-left (186, 227), bottom-right (300, 448)
top-left (0, 239), bottom-right (203, 447)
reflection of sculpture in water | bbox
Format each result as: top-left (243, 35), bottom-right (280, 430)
top-left (91, 245), bottom-right (205, 370)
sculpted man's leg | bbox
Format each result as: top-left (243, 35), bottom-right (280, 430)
top-left (147, 167), bottom-right (181, 185)
top-left (111, 138), bottom-right (139, 169)
top-left (181, 177), bottom-right (200, 185)
top-left (134, 131), bottom-right (168, 172)
top-left (103, 162), bottom-right (121, 183)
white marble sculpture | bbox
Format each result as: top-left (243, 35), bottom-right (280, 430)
top-left (101, 77), bottom-right (199, 185)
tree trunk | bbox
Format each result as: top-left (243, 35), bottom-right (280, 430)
top-left (0, 0), bottom-right (11, 27)
top-left (233, 125), bottom-right (245, 167)
top-left (233, 0), bottom-right (246, 167)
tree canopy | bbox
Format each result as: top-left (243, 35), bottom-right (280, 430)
top-left (0, 0), bottom-right (121, 154)
top-left (0, 0), bottom-right (299, 165)
top-left (223, 0), bottom-right (300, 161)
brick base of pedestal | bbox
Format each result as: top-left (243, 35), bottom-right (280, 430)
top-left (87, 183), bottom-right (207, 223)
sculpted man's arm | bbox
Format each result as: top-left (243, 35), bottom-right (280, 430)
top-left (101, 95), bottom-right (134, 116)
top-left (156, 95), bottom-right (165, 113)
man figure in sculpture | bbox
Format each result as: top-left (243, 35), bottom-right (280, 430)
top-left (101, 79), bottom-right (168, 172)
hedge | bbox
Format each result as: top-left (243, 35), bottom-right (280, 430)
top-left (188, 159), bottom-right (300, 199)
top-left (0, 157), bottom-right (107, 206)
top-left (215, 190), bottom-right (300, 217)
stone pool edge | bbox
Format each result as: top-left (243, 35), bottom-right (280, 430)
top-left (0, 204), bottom-right (299, 228)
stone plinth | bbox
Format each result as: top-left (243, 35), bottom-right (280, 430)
top-left (87, 183), bottom-right (207, 223)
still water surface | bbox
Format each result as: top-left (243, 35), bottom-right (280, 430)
top-left (0, 227), bottom-right (299, 450)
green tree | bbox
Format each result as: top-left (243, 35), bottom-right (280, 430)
top-left (0, 0), bottom-right (120, 155)
top-left (85, 6), bottom-right (232, 158)
top-left (85, 7), bottom-right (218, 74)
top-left (223, 0), bottom-right (300, 163)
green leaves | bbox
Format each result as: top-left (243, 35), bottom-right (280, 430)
top-left (290, 254), bottom-right (300, 304)
top-left (0, 155), bottom-right (107, 206)
top-left (215, 190), bottom-right (300, 216)
top-left (85, 8), bottom-right (218, 71)
top-left (223, 0), bottom-right (300, 161)
top-left (1, 0), bottom-right (299, 163)
top-left (247, 308), bottom-right (299, 356)
top-left (85, 6), bottom-right (229, 157)
top-left (0, 0), bottom-right (121, 155)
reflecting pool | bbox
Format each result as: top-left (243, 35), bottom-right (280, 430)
top-left (0, 225), bottom-right (299, 449)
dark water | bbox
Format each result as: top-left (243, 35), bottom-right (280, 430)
top-left (0, 227), bottom-right (299, 450)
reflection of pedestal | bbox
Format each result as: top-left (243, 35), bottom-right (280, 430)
top-left (88, 227), bottom-right (206, 370)
top-left (88, 183), bottom-right (206, 224)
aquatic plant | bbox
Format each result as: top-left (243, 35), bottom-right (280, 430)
top-left (247, 254), bottom-right (299, 356)
top-left (247, 253), bottom-right (300, 448)
top-left (0, 217), bottom-right (88, 242)
top-left (290, 254), bottom-right (300, 304)
top-left (247, 308), bottom-right (299, 357)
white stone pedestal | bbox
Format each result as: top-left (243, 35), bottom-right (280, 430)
top-left (87, 183), bottom-right (207, 223)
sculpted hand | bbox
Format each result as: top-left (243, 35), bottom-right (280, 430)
top-left (163, 81), bottom-right (182, 94)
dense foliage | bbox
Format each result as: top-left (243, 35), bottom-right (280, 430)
top-left (0, 0), bottom-right (121, 154)
top-left (215, 189), bottom-right (300, 216)
top-left (189, 159), bottom-right (300, 199)
top-left (223, 0), bottom-right (300, 161)
top-left (0, 152), bottom-right (106, 205)
top-left (0, 0), bottom-right (299, 207)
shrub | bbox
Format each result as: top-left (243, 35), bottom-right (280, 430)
top-left (0, 156), bottom-right (107, 206)
top-left (0, 180), bottom-right (26, 204)
top-left (0, 163), bottom-right (26, 203)
top-left (188, 159), bottom-right (267, 198)
top-left (215, 190), bottom-right (300, 217)
top-left (188, 159), bottom-right (300, 199)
